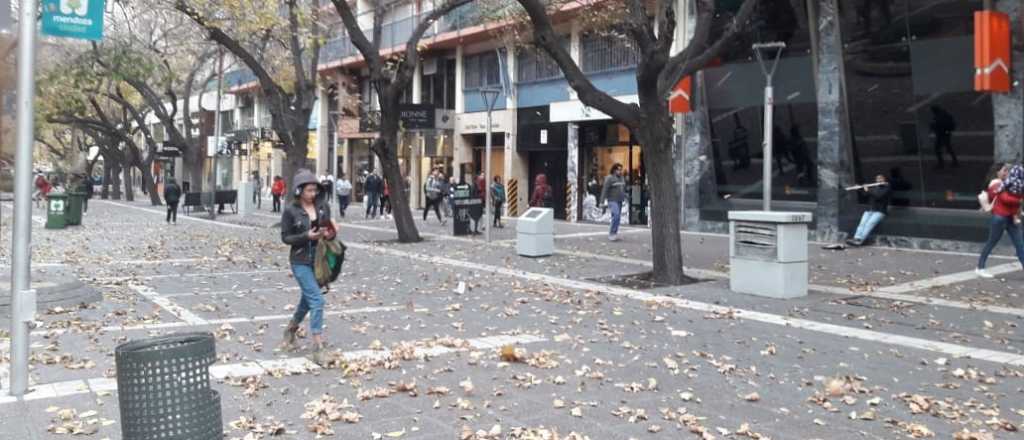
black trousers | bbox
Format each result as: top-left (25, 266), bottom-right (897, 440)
top-left (493, 204), bottom-right (502, 226)
top-left (423, 197), bottom-right (443, 221)
top-left (166, 203), bottom-right (179, 223)
top-left (272, 195), bottom-right (281, 212)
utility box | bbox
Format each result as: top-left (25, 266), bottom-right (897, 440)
top-left (517, 207), bottom-right (554, 257)
top-left (237, 181), bottom-right (253, 216)
top-left (728, 210), bottom-right (812, 299)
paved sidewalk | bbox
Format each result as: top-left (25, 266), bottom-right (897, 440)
top-left (0, 199), bottom-right (1021, 439)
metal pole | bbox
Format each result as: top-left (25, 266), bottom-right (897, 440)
top-left (484, 108), bottom-right (492, 243)
top-left (208, 48), bottom-right (224, 220)
top-left (762, 85), bottom-right (773, 211)
top-left (9, 0), bottom-right (39, 397)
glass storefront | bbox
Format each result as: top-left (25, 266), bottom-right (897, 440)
top-left (841, 0), bottom-right (995, 240)
top-left (579, 121), bottom-right (647, 224)
top-left (704, 0), bottom-right (818, 216)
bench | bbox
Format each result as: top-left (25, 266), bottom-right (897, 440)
top-left (182, 192), bottom-right (202, 215)
top-left (215, 190), bottom-right (238, 214)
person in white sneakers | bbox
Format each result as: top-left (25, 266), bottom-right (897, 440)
top-left (976, 163), bottom-right (1024, 278)
top-left (599, 163), bottom-right (627, 241)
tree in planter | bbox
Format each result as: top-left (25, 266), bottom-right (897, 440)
top-left (172, 0), bottom-right (323, 196)
top-left (327, 0), bottom-right (474, 242)
top-left (511, 0), bottom-right (756, 284)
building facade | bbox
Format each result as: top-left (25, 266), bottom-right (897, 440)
top-left (222, 0), bottom-right (1023, 250)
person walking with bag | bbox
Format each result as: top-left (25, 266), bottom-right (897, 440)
top-left (600, 164), bottom-right (627, 241)
top-left (281, 169), bottom-right (338, 364)
top-left (491, 175), bottom-right (505, 229)
top-left (163, 178), bottom-right (182, 224)
top-left (976, 164), bottom-right (1024, 278)
top-left (336, 173), bottom-right (352, 218)
top-left (423, 171), bottom-right (445, 224)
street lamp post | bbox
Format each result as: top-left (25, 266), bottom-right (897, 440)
top-left (752, 42), bottom-right (786, 212)
top-left (8, 0), bottom-right (39, 397)
top-left (480, 88), bottom-right (502, 243)
top-left (208, 47), bottom-right (225, 220)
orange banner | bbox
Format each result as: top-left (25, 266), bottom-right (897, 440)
top-left (669, 76), bottom-right (692, 114)
top-left (974, 11), bottom-right (1011, 93)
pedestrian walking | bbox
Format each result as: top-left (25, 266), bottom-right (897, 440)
top-left (530, 173), bottom-right (552, 208)
top-left (281, 169), bottom-right (338, 364)
top-left (491, 175), bottom-right (505, 229)
top-left (423, 171), bottom-right (445, 224)
top-left (364, 171), bottom-right (381, 219)
top-left (846, 174), bottom-right (891, 246)
top-left (34, 172), bottom-right (51, 208)
top-left (271, 176), bottom-right (285, 213)
top-left (164, 178), bottom-right (182, 224)
top-left (79, 175), bottom-right (93, 213)
top-left (252, 172), bottom-right (263, 209)
top-left (930, 106), bottom-right (959, 169)
top-left (380, 179), bottom-right (392, 219)
top-left (336, 173), bottom-right (352, 218)
top-left (600, 164), bottom-right (627, 241)
top-left (976, 164), bottom-right (1024, 278)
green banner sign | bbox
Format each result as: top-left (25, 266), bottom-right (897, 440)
top-left (41, 0), bottom-right (105, 41)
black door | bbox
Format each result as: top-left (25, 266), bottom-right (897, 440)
top-left (528, 151), bottom-right (567, 220)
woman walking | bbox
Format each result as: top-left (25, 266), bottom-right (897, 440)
top-left (976, 163), bottom-right (1024, 278)
top-left (271, 176), bottom-right (285, 213)
top-left (491, 175), bottom-right (505, 228)
top-left (281, 169), bottom-right (338, 364)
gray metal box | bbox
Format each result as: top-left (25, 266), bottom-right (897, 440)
top-left (517, 208), bottom-right (554, 257)
top-left (728, 210), bottom-right (812, 299)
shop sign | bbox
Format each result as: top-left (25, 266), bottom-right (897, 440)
top-left (974, 11), bottom-right (1011, 93)
top-left (400, 104), bottom-right (435, 130)
top-left (540, 129), bottom-right (548, 145)
top-left (669, 76), bottom-right (692, 113)
top-left (456, 110), bottom-right (512, 134)
top-left (549, 95), bottom-right (638, 122)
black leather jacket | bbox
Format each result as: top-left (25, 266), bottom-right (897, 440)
top-left (281, 202), bottom-right (332, 265)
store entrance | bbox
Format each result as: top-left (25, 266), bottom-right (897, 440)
top-left (528, 151), bottom-right (567, 220)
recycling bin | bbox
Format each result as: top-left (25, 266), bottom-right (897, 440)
top-left (115, 332), bottom-right (222, 440)
top-left (728, 210), bottom-right (812, 299)
top-left (517, 207), bottom-right (554, 257)
top-left (66, 192), bottom-right (84, 226)
top-left (45, 193), bottom-right (68, 230)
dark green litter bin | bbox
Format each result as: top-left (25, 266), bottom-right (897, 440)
top-left (115, 332), bottom-right (222, 440)
top-left (45, 193), bottom-right (68, 229)
top-left (66, 192), bottom-right (84, 226)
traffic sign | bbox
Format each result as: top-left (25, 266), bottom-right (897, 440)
top-left (41, 0), bottom-right (105, 41)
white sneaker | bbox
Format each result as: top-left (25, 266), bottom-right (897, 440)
top-left (609, 234), bottom-right (619, 242)
top-left (975, 268), bottom-right (994, 279)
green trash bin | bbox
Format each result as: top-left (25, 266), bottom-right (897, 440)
top-left (66, 192), bottom-right (84, 226)
top-left (45, 193), bottom-right (68, 230)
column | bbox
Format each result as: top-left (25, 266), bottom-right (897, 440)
top-left (812, 0), bottom-right (854, 242)
top-left (455, 45), bottom-right (465, 114)
top-left (504, 46), bottom-right (525, 216)
top-left (316, 86), bottom-right (330, 175)
top-left (567, 122), bottom-right (579, 222)
top-left (994, 0), bottom-right (1024, 163)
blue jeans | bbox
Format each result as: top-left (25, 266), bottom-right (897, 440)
top-left (365, 192), bottom-right (379, 217)
top-left (854, 211), bottom-right (886, 241)
top-left (609, 201), bottom-right (622, 236)
top-left (978, 215), bottom-right (1024, 269)
top-left (290, 264), bottom-right (324, 335)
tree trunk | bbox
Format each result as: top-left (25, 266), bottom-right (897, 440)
top-left (375, 131), bottom-right (421, 242)
top-left (110, 163), bottom-right (122, 200)
top-left (282, 123), bottom-right (312, 204)
top-left (101, 161), bottom-right (111, 199)
top-left (637, 119), bottom-right (689, 285)
top-left (185, 143), bottom-right (205, 193)
top-left (141, 164), bottom-right (161, 205)
top-left (124, 167), bottom-right (135, 202)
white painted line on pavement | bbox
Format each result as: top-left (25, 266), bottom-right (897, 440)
top-left (879, 263), bottom-right (1022, 294)
top-left (94, 269), bottom-right (289, 282)
top-left (127, 283), bottom-right (208, 325)
top-left (553, 229), bottom-right (648, 240)
top-left (162, 286), bottom-right (300, 298)
top-left (111, 198), bottom-right (1024, 366)
top-left (0, 333), bottom-right (546, 405)
top-left (29, 305), bottom-right (428, 337)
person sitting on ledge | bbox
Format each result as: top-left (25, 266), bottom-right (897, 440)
top-left (847, 174), bottom-right (891, 247)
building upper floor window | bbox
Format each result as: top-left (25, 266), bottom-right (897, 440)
top-left (517, 46), bottom-right (563, 83)
top-left (581, 32), bottom-right (639, 74)
top-left (464, 51), bottom-right (504, 89)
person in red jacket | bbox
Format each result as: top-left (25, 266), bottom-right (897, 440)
top-left (34, 173), bottom-right (51, 207)
top-left (976, 163), bottom-right (1024, 278)
top-left (530, 174), bottom-right (552, 208)
top-left (271, 176), bottom-right (286, 213)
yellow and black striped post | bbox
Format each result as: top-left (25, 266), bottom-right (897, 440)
top-left (506, 178), bottom-right (518, 216)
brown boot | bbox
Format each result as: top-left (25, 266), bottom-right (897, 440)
top-left (281, 320), bottom-right (299, 349)
top-left (308, 343), bottom-right (325, 366)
